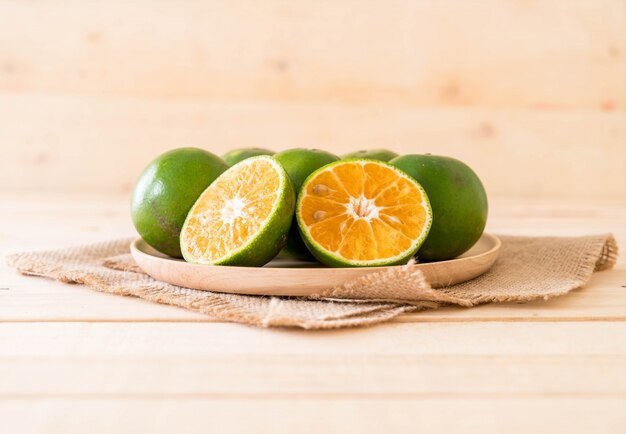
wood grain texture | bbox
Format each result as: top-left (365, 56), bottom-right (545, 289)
top-left (0, 1), bottom-right (625, 200)
top-left (1, 195), bottom-right (625, 433)
top-left (2, 195), bottom-right (625, 323)
top-left (1, 95), bottom-right (625, 200)
top-left (5, 322), bottom-right (624, 357)
top-left (1, 398), bottom-right (625, 434)
top-left (1, 1), bottom-right (626, 429)
top-left (1, 322), bottom-right (625, 396)
top-left (0, 0), bottom-right (624, 107)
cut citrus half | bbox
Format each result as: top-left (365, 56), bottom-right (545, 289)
top-left (274, 148), bottom-right (340, 260)
top-left (296, 160), bottom-right (432, 267)
top-left (180, 156), bottom-right (295, 266)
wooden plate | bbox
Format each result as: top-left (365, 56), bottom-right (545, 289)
top-left (130, 233), bottom-right (500, 296)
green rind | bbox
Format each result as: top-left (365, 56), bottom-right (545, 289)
top-left (390, 154), bottom-right (488, 261)
top-left (180, 156), bottom-right (295, 267)
top-left (130, 147), bottom-right (228, 258)
top-left (296, 159), bottom-right (432, 268)
top-left (222, 148), bottom-right (275, 166)
top-left (274, 148), bottom-right (340, 260)
top-left (280, 222), bottom-right (316, 261)
top-left (341, 149), bottom-right (399, 162)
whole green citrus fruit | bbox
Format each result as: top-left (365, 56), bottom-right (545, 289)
top-left (390, 154), bottom-right (488, 261)
top-left (131, 148), bottom-right (228, 258)
top-left (274, 148), bottom-right (339, 260)
top-left (222, 148), bottom-right (274, 166)
top-left (341, 149), bottom-right (398, 162)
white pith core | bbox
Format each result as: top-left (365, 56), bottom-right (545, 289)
top-left (346, 195), bottom-right (380, 221)
top-left (219, 195), bottom-right (249, 225)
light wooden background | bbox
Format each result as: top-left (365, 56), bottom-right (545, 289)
top-left (0, 0), bottom-right (624, 202)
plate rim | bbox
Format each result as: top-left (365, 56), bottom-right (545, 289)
top-left (130, 233), bottom-right (501, 272)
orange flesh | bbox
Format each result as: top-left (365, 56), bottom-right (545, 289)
top-left (300, 162), bottom-right (429, 262)
top-left (181, 159), bottom-right (281, 262)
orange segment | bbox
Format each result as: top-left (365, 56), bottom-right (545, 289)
top-left (298, 160), bottom-right (432, 266)
top-left (362, 162), bottom-right (402, 198)
top-left (309, 214), bottom-right (352, 252)
top-left (181, 157), bottom-right (282, 263)
top-left (302, 170), bottom-right (351, 204)
top-left (332, 162), bottom-right (365, 197)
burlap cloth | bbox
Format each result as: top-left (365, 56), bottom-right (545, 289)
top-left (6, 234), bottom-right (618, 329)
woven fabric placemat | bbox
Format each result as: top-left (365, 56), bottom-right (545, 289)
top-left (6, 234), bottom-right (618, 329)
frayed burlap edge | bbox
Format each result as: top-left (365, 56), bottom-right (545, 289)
top-left (5, 234), bottom-right (619, 329)
top-left (313, 260), bottom-right (473, 307)
top-left (441, 233), bottom-right (619, 305)
top-left (5, 239), bottom-right (427, 329)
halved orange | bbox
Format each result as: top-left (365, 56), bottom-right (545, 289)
top-left (296, 160), bottom-right (432, 267)
top-left (180, 156), bottom-right (295, 266)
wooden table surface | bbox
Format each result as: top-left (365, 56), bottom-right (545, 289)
top-left (1, 194), bottom-right (625, 434)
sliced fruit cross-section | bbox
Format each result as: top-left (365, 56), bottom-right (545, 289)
top-left (297, 160), bottom-right (432, 267)
top-left (274, 148), bottom-right (340, 260)
top-left (180, 156), bottom-right (295, 266)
